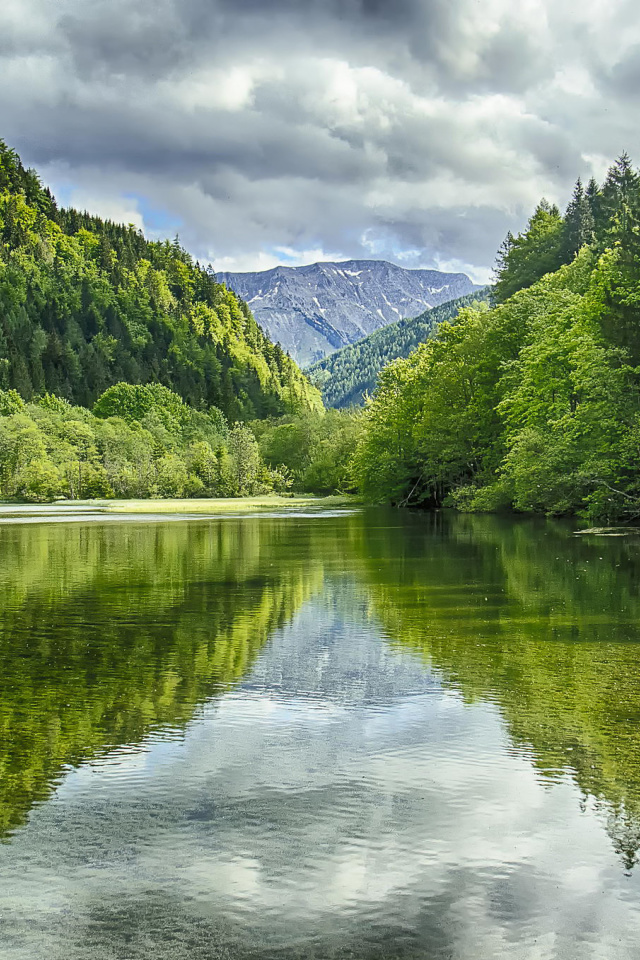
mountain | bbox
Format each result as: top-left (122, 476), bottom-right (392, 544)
top-left (0, 139), bottom-right (321, 419)
top-left (218, 260), bottom-right (480, 365)
top-left (307, 289), bottom-right (491, 408)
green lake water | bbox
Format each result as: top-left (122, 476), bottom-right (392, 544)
top-left (1, 506), bottom-right (640, 958)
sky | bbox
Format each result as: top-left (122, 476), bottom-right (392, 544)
top-left (1, 0), bottom-right (639, 283)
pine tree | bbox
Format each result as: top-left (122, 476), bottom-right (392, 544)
top-left (493, 202), bottom-right (565, 303)
top-left (598, 154), bottom-right (640, 239)
top-left (0, 140), bottom-right (321, 418)
top-left (562, 178), bottom-right (595, 259)
top-left (585, 177), bottom-right (600, 220)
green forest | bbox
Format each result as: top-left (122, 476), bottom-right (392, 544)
top-left (0, 380), bottom-right (360, 501)
top-left (4, 136), bottom-right (640, 521)
top-left (0, 382), bottom-right (299, 501)
top-left (307, 288), bottom-right (490, 408)
top-left (0, 139), bottom-right (320, 420)
top-left (354, 156), bottom-right (640, 521)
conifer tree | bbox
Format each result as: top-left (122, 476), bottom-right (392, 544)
top-left (493, 201), bottom-right (565, 303)
top-left (0, 139), bottom-right (321, 418)
top-left (562, 178), bottom-right (595, 260)
top-left (598, 153), bottom-right (640, 238)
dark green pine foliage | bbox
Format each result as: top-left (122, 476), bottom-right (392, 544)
top-left (0, 140), bottom-right (321, 419)
top-left (307, 289), bottom-right (491, 409)
top-left (561, 178), bottom-right (595, 261)
top-left (494, 155), bottom-right (640, 308)
top-left (594, 157), bottom-right (640, 364)
top-left (586, 176), bottom-right (604, 235)
top-left (597, 153), bottom-right (640, 237)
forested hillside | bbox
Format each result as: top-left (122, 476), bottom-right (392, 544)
top-left (0, 140), bottom-right (320, 420)
top-left (0, 383), bottom-right (296, 501)
top-left (354, 156), bottom-right (640, 521)
top-left (307, 289), bottom-right (490, 408)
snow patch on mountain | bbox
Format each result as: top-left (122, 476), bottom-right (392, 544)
top-left (217, 259), bottom-right (480, 365)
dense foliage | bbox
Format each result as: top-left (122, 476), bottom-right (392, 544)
top-left (307, 289), bottom-right (490, 408)
top-left (354, 156), bottom-right (640, 521)
top-left (251, 408), bottom-right (362, 493)
top-left (0, 139), bottom-right (320, 419)
top-left (0, 383), bottom-right (293, 501)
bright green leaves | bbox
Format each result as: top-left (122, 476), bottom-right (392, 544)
top-left (354, 246), bottom-right (640, 520)
top-left (0, 384), bottom-right (292, 502)
top-left (353, 155), bottom-right (640, 520)
top-left (307, 289), bottom-right (491, 410)
top-left (353, 304), bottom-right (510, 506)
top-left (254, 408), bottom-right (362, 495)
top-left (494, 200), bottom-right (565, 303)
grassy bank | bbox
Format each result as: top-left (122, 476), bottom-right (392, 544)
top-left (92, 495), bottom-right (356, 514)
top-left (0, 494), bottom-right (359, 520)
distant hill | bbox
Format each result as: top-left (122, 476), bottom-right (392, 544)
top-left (307, 289), bottom-right (492, 409)
top-left (0, 139), bottom-right (320, 419)
top-left (218, 260), bottom-right (480, 365)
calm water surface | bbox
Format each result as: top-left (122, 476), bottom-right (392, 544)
top-left (1, 506), bottom-right (640, 959)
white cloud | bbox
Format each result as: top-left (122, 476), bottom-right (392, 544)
top-left (66, 188), bottom-right (145, 230)
top-left (1, 0), bottom-right (638, 279)
top-left (214, 245), bottom-right (346, 273)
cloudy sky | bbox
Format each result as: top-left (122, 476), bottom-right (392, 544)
top-left (1, 0), bottom-right (638, 282)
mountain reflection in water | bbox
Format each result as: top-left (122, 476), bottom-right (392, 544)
top-left (1, 508), bottom-right (639, 960)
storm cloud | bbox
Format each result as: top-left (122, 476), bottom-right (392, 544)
top-left (1, 0), bottom-right (638, 280)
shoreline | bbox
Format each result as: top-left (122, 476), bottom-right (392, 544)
top-left (0, 494), bottom-right (360, 522)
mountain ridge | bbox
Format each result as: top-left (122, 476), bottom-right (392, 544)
top-left (0, 138), bottom-right (320, 419)
top-left (307, 288), bottom-right (492, 408)
top-left (218, 259), bottom-right (480, 365)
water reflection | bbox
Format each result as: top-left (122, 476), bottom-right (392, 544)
top-left (0, 518), bottom-right (324, 837)
top-left (357, 511), bottom-right (640, 873)
top-left (1, 510), bottom-right (640, 959)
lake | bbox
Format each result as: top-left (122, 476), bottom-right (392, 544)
top-left (1, 505), bottom-right (640, 959)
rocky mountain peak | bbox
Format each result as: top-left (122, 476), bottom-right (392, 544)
top-left (218, 259), bottom-right (479, 365)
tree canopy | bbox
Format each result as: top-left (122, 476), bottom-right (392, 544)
top-left (0, 139), bottom-right (321, 420)
top-left (353, 156), bottom-right (640, 521)
top-left (307, 289), bottom-right (490, 409)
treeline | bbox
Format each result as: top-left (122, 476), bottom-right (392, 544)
top-left (307, 289), bottom-right (490, 409)
top-left (0, 140), bottom-right (320, 419)
top-left (0, 383), bottom-right (293, 501)
top-left (252, 408), bottom-right (360, 493)
top-left (353, 156), bottom-right (640, 521)
top-left (0, 379), bottom-right (363, 501)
